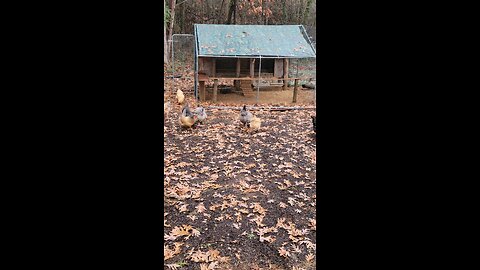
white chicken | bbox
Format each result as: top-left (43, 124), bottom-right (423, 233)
top-left (239, 105), bottom-right (253, 127)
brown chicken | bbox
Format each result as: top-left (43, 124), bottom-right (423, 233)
top-left (248, 116), bottom-right (261, 132)
top-left (179, 104), bottom-right (197, 128)
top-left (176, 89), bottom-right (185, 105)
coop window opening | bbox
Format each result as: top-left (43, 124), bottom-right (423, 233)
top-left (209, 58), bottom-right (274, 77)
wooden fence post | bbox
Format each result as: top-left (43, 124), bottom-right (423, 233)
top-left (292, 79), bottom-right (299, 103)
top-left (235, 58), bottom-right (241, 91)
top-left (199, 81), bottom-right (206, 101)
top-left (213, 79), bottom-right (218, 102)
top-left (250, 58), bottom-right (255, 88)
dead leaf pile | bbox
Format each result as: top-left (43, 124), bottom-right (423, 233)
top-left (164, 92), bottom-right (316, 269)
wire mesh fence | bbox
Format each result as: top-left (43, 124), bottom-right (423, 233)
top-left (289, 58), bottom-right (316, 86)
top-left (171, 34), bottom-right (194, 77)
top-left (165, 34), bottom-right (195, 98)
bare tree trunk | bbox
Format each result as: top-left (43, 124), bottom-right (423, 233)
top-left (164, 0), bottom-right (169, 64)
top-left (233, 0), bottom-right (237, 24)
top-left (219, 0), bottom-right (225, 24)
top-left (304, 0), bottom-right (314, 25)
top-left (168, 0), bottom-right (176, 44)
top-left (165, 0), bottom-right (176, 65)
top-left (180, 2), bottom-right (185, 33)
top-left (262, 0), bottom-right (266, 25)
top-left (298, 0), bottom-right (305, 24)
top-left (226, 0), bottom-right (236, 24)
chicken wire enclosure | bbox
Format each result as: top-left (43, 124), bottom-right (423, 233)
top-left (288, 27), bottom-right (316, 106)
top-left (290, 26), bottom-right (316, 99)
top-left (289, 58), bottom-right (316, 86)
top-left (288, 58), bottom-right (317, 104)
top-left (168, 34), bottom-right (195, 96)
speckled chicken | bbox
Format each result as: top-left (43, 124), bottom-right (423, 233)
top-left (193, 107), bottom-right (207, 124)
top-left (239, 105), bottom-right (253, 126)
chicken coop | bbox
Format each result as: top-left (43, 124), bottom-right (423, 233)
top-left (193, 24), bottom-right (316, 103)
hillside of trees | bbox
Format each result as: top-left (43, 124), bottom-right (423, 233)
top-left (164, 0), bottom-right (316, 63)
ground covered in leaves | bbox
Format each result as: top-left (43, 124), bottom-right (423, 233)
top-left (164, 100), bottom-right (316, 270)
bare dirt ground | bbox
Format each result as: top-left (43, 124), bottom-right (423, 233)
top-left (211, 88), bottom-right (315, 106)
top-left (164, 96), bottom-right (317, 270)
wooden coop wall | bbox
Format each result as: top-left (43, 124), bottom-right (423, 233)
top-left (274, 59), bottom-right (284, 78)
top-left (198, 57), bottom-right (284, 78)
top-left (197, 57), bottom-right (294, 103)
top-left (198, 57), bottom-right (214, 76)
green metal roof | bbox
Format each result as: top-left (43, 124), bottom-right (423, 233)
top-left (194, 24), bottom-right (316, 58)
